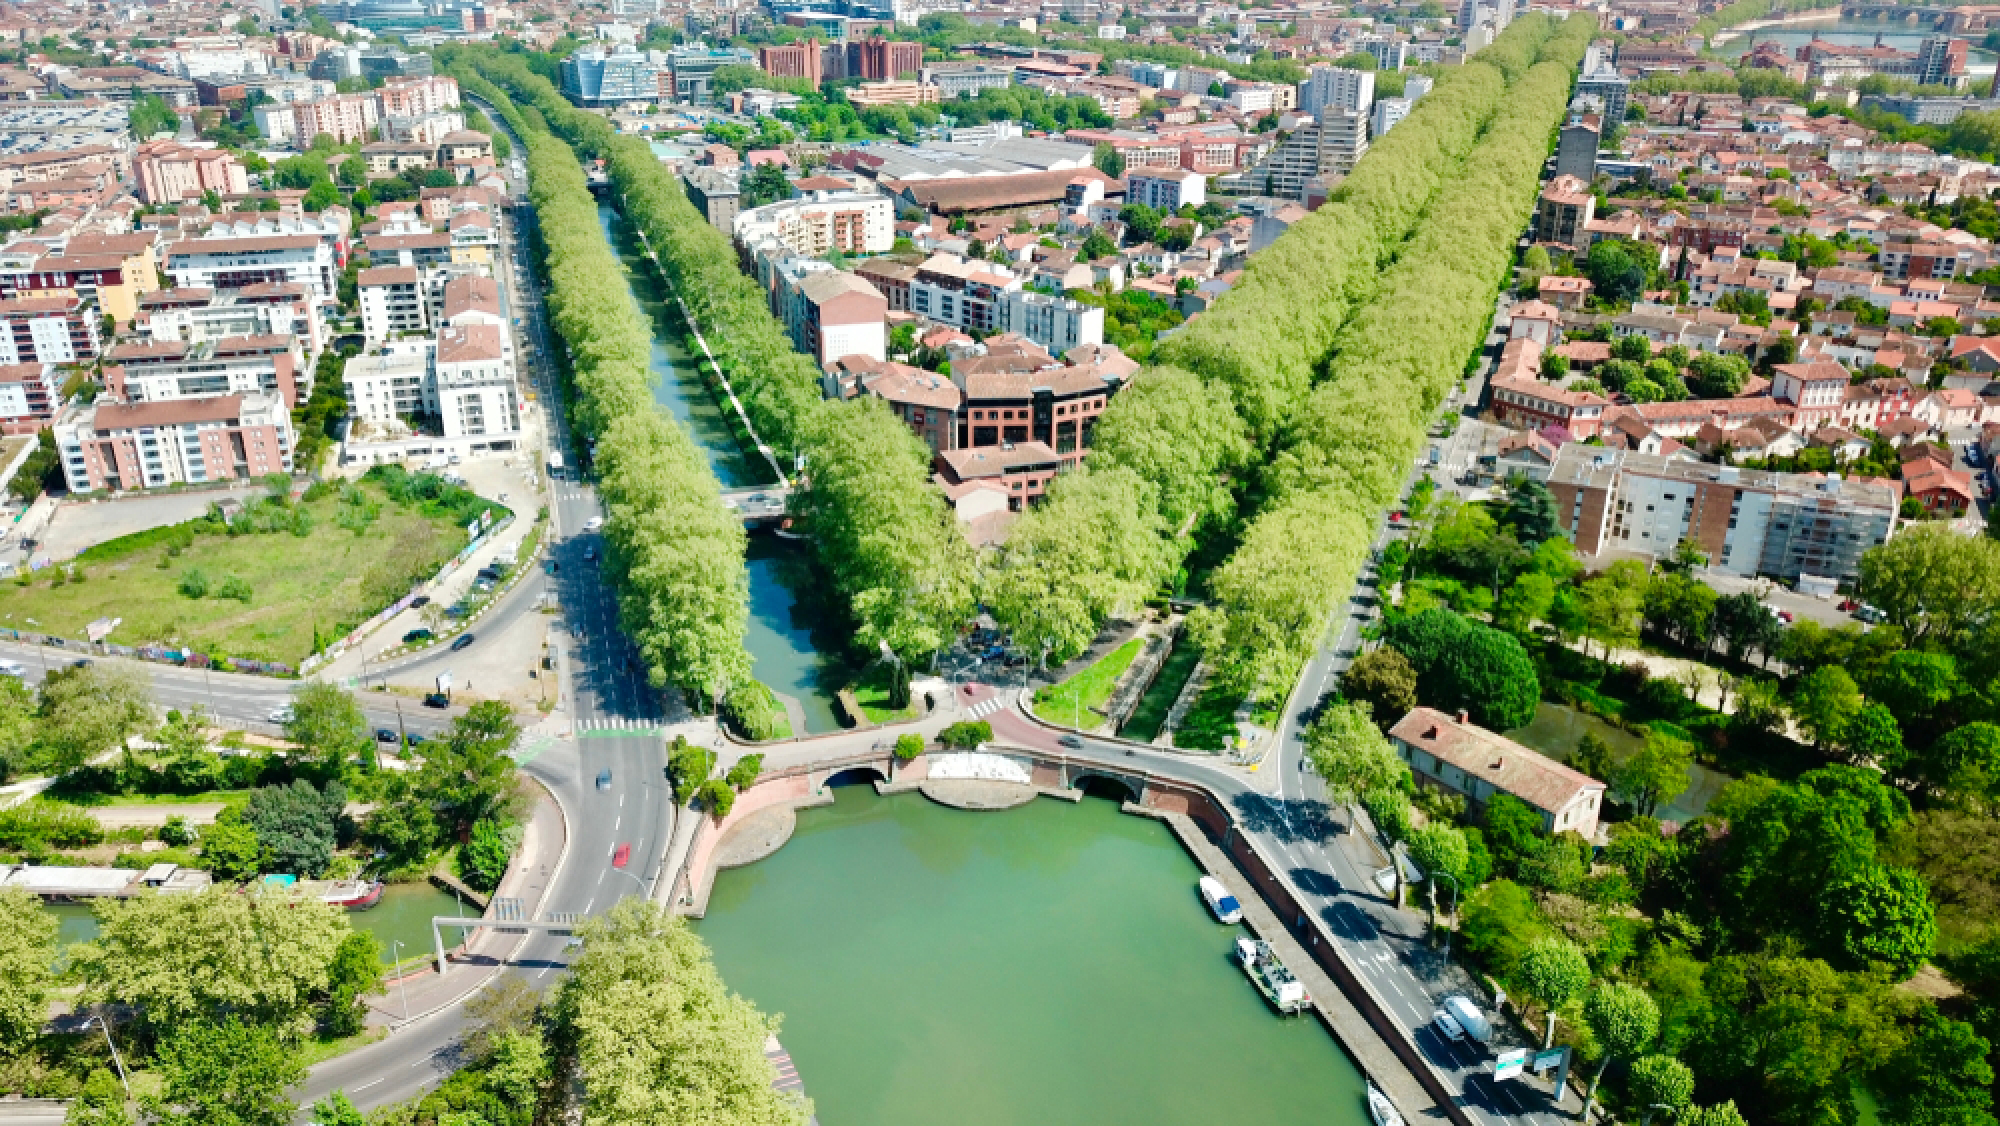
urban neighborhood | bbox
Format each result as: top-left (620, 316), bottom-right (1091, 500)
top-left (1, 1), bottom-right (2000, 1126)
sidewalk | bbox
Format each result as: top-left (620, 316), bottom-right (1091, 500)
top-left (363, 771), bottom-right (569, 1027)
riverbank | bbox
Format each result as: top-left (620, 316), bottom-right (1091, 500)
top-left (1707, 6), bottom-right (1841, 45)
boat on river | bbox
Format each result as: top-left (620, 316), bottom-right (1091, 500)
top-left (1200, 876), bottom-right (1243, 924)
top-left (1368, 1083), bottom-right (1404, 1126)
top-left (1235, 935), bottom-right (1308, 1014)
top-left (261, 876), bottom-right (384, 909)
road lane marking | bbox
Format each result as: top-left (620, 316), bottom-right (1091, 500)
top-left (353, 1079), bottom-right (383, 1091)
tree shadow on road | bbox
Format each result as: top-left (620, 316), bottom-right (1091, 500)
top-left (1230, 791), bottom-right (1341, 845)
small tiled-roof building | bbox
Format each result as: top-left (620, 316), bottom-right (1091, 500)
top-left (1387, 707), bottom-right (1607, 839)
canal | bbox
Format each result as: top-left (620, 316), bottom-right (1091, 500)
top-left (595, 202), bottom-right (849, 733)
top-left (44, 882), bottom-right (472, 967)
top-left (697, 785), bottom-right (1369, 1126)
top-left (1716, 15), bottom-right (1999, 79)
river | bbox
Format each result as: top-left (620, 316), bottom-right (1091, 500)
top-left (697, 785), bottom-right (1369, 1126)
top-left (1717, 16), bottom-right (1999, 81)
top-left (595, 202), bottom-right (849, 733)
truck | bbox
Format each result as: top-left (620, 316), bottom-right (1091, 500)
top-left (1433, 995), bottom-right (1492, 1044)
top-left (548, 451), bottom-right (565, 479)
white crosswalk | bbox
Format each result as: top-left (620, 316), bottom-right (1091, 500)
top-left (965, 697), bottom-right (1004, 719)
top-left (575, 717), bottom-right (661, 733)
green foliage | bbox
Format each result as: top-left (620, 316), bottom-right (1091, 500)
top-left (322, 929), bottom-right (381, 1037)
top-left (143, 1016), bottom-right (303, 1126)
top-left (244, 778), bottom-right (346, 878)
top-left (1303, 700), bottom-right (1410, 804)
top-left (725, 753), bottom-right (764, 791)
top-left (666, 735), bottom-right (717, 804)
top-left (720, 680), bottom-right (787, 742)
top-left (1627, 1054), bottom-right (1696, 1116)
top-left (937, 720), bottom-right (993, 749)
top-left (0, 798), bottom-right (104, 852)
top-left (1383, 608), bottom-right (1541, 730)
top-left (552, 899), bottom-right (810, 1125)
top-left (894, 733), bottom-right (925, 760)
top-left (284, 680), bottom-right (371, 780)
top-left (461, 818), bottom-right (512, 893)
top-left (1341, 648), bottom-right (1419, 724)
top-left (0, 887), bottom-right (56, 1050)
top-left (199, 813), bottom-right (262, 882)
top-left (36, 663), bottom-right (155, 773)
top-left (1611, 731), bottom-right (1693, 818)
top-left (128, 92), bottom-right (180, 138)
top-left (697, 777), bottom-right (736, 818)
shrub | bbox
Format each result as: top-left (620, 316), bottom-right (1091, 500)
top-left (159, 814), bottom-right (196, 847)
top-left (724, 753), bottom-right (763, 792)
top-left (894, 733), bottom-right (925, 760)
top-left (720, 681), bottom-right (786, 742)
top-left (178, 567), bottom-right (210, 599)
top-left (0, 800), bottom-right (105, 851)
top-left (936, 720), bottom-right (992, 749)
top-left (461, 818), bottom-right (511, 892)
top-left (217, 575), bottom-right (253, 602)
top-left (666, 736), bottom-right (716, 804)
top-left (697, 778), bottom-right (736, 819)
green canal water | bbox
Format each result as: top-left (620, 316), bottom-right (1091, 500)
top-left (697, 785), bottom-right (1369, 1126)
top-left (42, 882), bottom-right (468, 966)
top-left (596, 201), bottom-right (850, 733)
top-left (1505, 702), bottom-right (1728, 823)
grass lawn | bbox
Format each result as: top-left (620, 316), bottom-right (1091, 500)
top-left (850, 663), bottom-right (918, 725)
top-left (0, 475), bottom-right (495, 666)
top-left (1035, 639), bottom-right (1143, 724)
top-left (298, 1027), bottom-right (388, 1068)
top-left (1121, 643), bottom-right (1200, 742)
top-left (45, 787), bottom-right (251, 808)
top-left (1174, 679), bottom-right (1244, 752)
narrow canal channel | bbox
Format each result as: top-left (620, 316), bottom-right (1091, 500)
top-left (698, 785), bottom-right (1370, 1126)
top-left (595, 202), bottom-right (849, 732)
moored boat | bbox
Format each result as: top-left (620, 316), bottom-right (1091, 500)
top-left (1368, 1083), bottom-right (1405, 1126)
top-left (1235, 935), bottom-right (1309, 1014)
top-left (1199, 875), bottom-right (1243, 924)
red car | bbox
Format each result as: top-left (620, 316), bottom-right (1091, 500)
top-left (611, 843), bottom-right (631, 869)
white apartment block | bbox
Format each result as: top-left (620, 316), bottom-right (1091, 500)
top-left (358, 265), bottom-right (426, 343)
top-left (1252, 110), bottom-right (1369, 200)
top-left (999, 289), bottom-right (1104, 354)
top-left (1126, 169), bottom-right (1206, 211)
top-left (0, 296), bottom-right (98, 366)
top-left (383, 112), bottom-right (466, 147)
top-left (1372, 97), bottom-right (1413, 137)
top-left (344, 331), bottom-right (519, 443)
top-left (1298, 65), bottom-right (1374, 117)
top-left (139, 285), bottom-right (323, 353)
top-left (251, 102), bottom-right (299, 146)
top-left (731, 189), bottom-right (895, 256)
top-left (378, 75), bottom-right (461, 118)
top-left (165, 233), bottom-right (340, 306)
top-left (291, 93), bottom-right (381, 147)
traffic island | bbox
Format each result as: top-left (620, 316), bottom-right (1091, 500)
top-left (917, 778), bottom-right (1036, 811)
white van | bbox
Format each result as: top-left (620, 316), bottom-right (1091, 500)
top-left (0, 659), bottom-right (24, 678)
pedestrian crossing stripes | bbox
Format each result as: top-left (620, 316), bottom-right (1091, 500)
top-left (966, 697), bottom-right (1004, 719)
top-left (575, 717), bottom-right (662, 736)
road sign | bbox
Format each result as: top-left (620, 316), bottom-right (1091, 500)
top-left (1533, 1048), bottom-right (1567, 1073)
top-left (1493, 1049), bottom-right (1529, 1082)
top-left (437, 671), bottom-right (453, 694)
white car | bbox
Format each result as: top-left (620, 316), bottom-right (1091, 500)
top-left (268, 706), bottom-right (294, 725)
top-left (584, 516), bottom-right (604, 532)
top-left (1432, 1008), bottom-right (1465, 1042)
top-left (0, 660), bottom-right (25, 678)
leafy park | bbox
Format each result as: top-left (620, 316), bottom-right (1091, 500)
top-left (1300, 466), bottom-right (2000, 1126)
top-left (0, 469), bottom-right (504, 666)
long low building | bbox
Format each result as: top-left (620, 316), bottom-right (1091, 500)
top-left (1387, 707), bottom-right (1606, 839)
top-left (0, 862), bottom-right (211, 897)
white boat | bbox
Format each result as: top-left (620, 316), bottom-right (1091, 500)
top-left (1199, 875), bottom-right (1243, 924)
top-left (1235, 935), bottom-right (1309, 1014)
top-left (1368, 1084), bottom-right (1405, 1126)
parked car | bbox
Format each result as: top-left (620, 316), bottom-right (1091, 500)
top-left (376, 728), bottom-right (399, 743)
top-left (404, 733), bottom-right (426, 746)
top-left (423, 693), bottom-right (450, 709)
top-left (403, 629), bottom-right (434, 644)
top-left (451, 633), bottom-right (476, 652)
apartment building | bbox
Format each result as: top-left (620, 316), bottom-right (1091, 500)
top-left (1388, 708), bottom-right (1605, 839)
top-left (165, 233), bottom-right (339, 307)
top-left (104, 334), bottom-right (309, 408)
top-left (1489, 375), bottom-right (1609, 439)
top-left (731, 187), bottom-right (895, 255)
top-left (997, 289), bottom-right (1103, 355)
top-left (357, 265), bottom-right (426, 343)
top-left (138, 285), bottom-right (322, 353)
top-left (291, 93), bottom-right (381, 147)
top-left (853, 36), bottom-right (923, 81)
top-left (378, 75), bottom-right (460, 118)
top-left (0, 362), bottom-right (60, 434)
top-left (1126, 169), bottom-right (1205, 211)
top-left (0, 296), bottom-right (100, 366)
top-left (1250, 110), bottom-right (1368, 200)
top-left (0, 233), bottom-right (161, 326)
top-left (133, 141), bottom-right (249, 205)
top-left (54, 393), bottom-right (294, 493)
top-left (344, 330), bottom-right (517, 443)
top-left (1297, 65), bottom-right (1373, 116)
top-left (781, 270), bottom-right (887, 365)
top-left (936, 441), bottom-right (1064, 509)
top-left (1533, 175), bottom-right (1596, 247)
top-left (910, 252), bottom-right (1023, 334)
top-left (1544, 444), bottom-right (1898, 581)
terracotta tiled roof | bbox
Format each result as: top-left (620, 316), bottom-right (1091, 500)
top-left (1387, 707), bottom-right (1605, 818)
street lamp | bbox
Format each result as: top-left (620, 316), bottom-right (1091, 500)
top-left (80, 1016), bottom-right (130, 1101)
top-left (1434, 871), bottom-right (1461, 962)
top-left (608, 866), bottom-right (645, 900)
top-left (387, 941), bottom-right (411, 1022)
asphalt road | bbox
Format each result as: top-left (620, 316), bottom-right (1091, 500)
top-left (297, 106), bottom-right (680, 1115)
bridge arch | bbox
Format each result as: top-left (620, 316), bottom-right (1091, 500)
top-left (1070, 771), bottom-right (1142, 803)
top-left (820, 765), bottom-right (888, 791)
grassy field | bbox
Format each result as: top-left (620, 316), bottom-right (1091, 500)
top-left (1120, 643), bottom-right (1200, 742)
top-left (0, 473), bottom-right (496, 666)
top-left (1034, 639), bottom-right (1142, 724)
top-left (849, 663), bottom-right (919, 725)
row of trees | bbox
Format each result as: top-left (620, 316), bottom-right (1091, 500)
top-left (456, 49), bottom-right (978, 668)
top-left (445, 62), bottom-right (753, 705)
top-left (980, 16), bottom-right (1589, 671)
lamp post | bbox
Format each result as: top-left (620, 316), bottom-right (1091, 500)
top-left (387, 941), bottom-right (411, 1022)
top-left (80, 1016), bottom-right (130, 1101)
top-left (608, 865), bottom-right (645, 900)
top-left (1435, 871), bottom-right (1461, 961)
